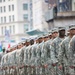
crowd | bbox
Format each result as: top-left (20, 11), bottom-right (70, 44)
top-left (0, 24), bottom-right (75, 75)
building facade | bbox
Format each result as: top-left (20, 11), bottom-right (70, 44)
top-left (45, 0), bottom-right (75, 30)
top-left (0, 0), bottom-right (32, 47)
top-left (32, 0), bottom-right (49, 31)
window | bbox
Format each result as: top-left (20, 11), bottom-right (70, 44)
top-left (4, 16), bottom-right (6, 23)
top-left (1, 7), bottom-right (2, 13)
top-left (4, 26), bottom-right (6, 33)
top-left (9, 16), bottom-right (11, 22)
top-left (23, 3), bottom-right (28, 10)
top-left (1, 27), bottom-right (3, 35)
top-left (12, 5), bottom-right (14, 11)
top-left (13, 25), bottom-right (15, 33)
top-left (9, 5), bottom-right (11, 11)
top-left (1, 17), bottom-right (3, 23)
top-left (23, 14), bottom-right (28, 20)
top-left (4, 6), bottom-right (6, 12)
top-left (24, 24), bottom-right (29, 32)
top-left (12, 15), bottom-right (14, 21)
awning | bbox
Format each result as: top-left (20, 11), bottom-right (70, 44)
top-left (26, 29), bottom-right (45, 35)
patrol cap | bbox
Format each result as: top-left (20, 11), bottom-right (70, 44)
top-left (38, 35), bottom-right (44, 39)
top-left (26, 39), bottom-right (30, 42)
top-left (48, 30), bottom-right (52, 35)
top-left (52, 28), bottom-right (58, 33)
top-left (69, 24), bottom-right (75, 30)
top-left (58, 27), bottom-right (65, 31)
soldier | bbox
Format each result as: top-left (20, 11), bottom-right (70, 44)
top-left (51, 27), bottom-right (65, 75)
top-left (68, 34), bottom-right (75, 74)
top-left (41, 34), bottom-right (51, 75)
top-left (58, 24), bottom-right (75, 75)
top-left (24, 39), bottom-right (30, 75)
top-left (36, 35), bottom-right (44, 75)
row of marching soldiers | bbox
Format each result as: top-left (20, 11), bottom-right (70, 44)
top-left (1, 24), bottom-right (75, 75)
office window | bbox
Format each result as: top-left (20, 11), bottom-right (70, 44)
top-left (23, 14), bottom-right (28, 20)
top-left (1, 17), bottom-right (3, 23)
top-left (23, 3), bottom-right (28, 10)
top-left (1, 27), bottom-right (3, 35)
top-left (24, 24), bottom-right (29, 32)
top-left (12, 5), bottom-right (14, 11)
top-left (9, 5), bottom-right (11, 11)
top-left (4, 16), bottom-right (6, 23)
top-left (13, 25), bottom-right (15, 33)
top-left (0, 0), bottom-right (2, 2)
top-left (9, 16), bottom-right (11, 22)
top-left (4, 6), bottom-right (6, 12)
top-left (12, 15), bottom-right (14, 21)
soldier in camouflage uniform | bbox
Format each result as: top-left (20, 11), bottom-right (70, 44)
top-left (58, 25), bottom-right (75, 75)
top-left (68, 27), bottom-right (75, 75)
top-left (51, 27), bottom-right (65, 75)
top-left (36, 36), bottom-right (44, 75)
top-left (24, 39), bottom-right (30, 75)
top-left (41, 34), bottom-right (52, 75)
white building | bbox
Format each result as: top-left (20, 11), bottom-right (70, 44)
top-left (0, 0), bottom-right (32, 47)
top-left (32, 0), bottom-right (49, 31)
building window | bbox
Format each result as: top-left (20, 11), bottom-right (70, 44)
top-left (12, 15), bottom-right (14, 21)
top-left (13, 25), bottom-right (15, 33)
top-left (1, 17), bottom-right (3, 23)
top-left (23, 14), bottom-right (28, 20)
top-left (24, 24), bottom-right (29, 32)
top-left (12, 5), bottom-right (14, 11)
top-left (9, 16), bottom-right (11, 22)
top-left (23, 3), bottom-right (28, 10)
top-left (9, 5), bottom-right (11, 11)
top-left (4, 16), bottom-right (6, 23)
top-left (4, 6), bottom-right (6, 12)
top-left (1, 7), bottom-right (2, 13)
top-left (1, 27), bottom-right (3, 35)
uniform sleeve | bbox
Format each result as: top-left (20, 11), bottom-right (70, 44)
top-left (50, 41), bottom-right (58, 64)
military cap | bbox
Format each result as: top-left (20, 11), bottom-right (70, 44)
top-left (26, 39), bottom-right (30, 42)
top-left (38, 35), bottom-right (44, 39)
top-left (69, 24), bottom-right (75, 30)
top-left (52, 28), bottom-right (58, 33)
top-left (58, 27), bottom-right (65, 31)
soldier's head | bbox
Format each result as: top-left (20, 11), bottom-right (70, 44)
top-left (43, 35), bottom-right (49, 42)
top-left (69, 24), bottom-right (75, 37)
top-left (48, 33), bottom-right (52, 39)
top-left (52, 28), bottom-right (58, 39)
top-left (17, 43), bottom-right (23, 49)
top-left (35, 38), bottom-right (39, 44)
top-left (38, 36), bottom-right (44, 43)
top-left (58, 27), bottom-right (65, 38)
top-left (30, 39), bottom-right (34, 45)
top-left (25, 39), bottom-right (30, 46)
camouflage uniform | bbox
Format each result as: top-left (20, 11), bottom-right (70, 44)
top-left (68, 35), bottom-right (75, 75)
top-left (51, 37), bottom-right (64, 75)
top-left (58, 36), bottom-right (71, 75)
top-left (36, 41), bottom-right (44, 75)
top-left (24, 45), bottom-right (31, 75)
